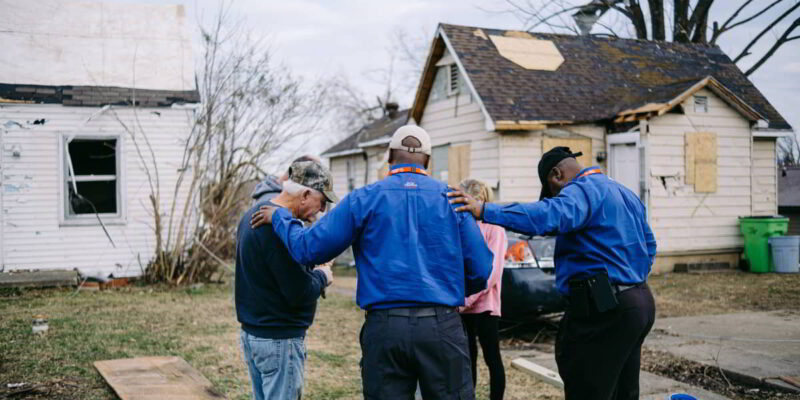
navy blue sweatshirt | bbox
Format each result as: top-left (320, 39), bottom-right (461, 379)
top-left (235, 201), bottom-right (328, 339)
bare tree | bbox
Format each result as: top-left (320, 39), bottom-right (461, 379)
top-left (778, 133), bottom-right (800, 167)
top-left (493, 0), bottom-right (800, 76)
top-left (128, 2), bottom-right (330, 284)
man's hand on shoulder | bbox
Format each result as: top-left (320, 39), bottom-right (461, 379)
top-left (447, 186), bottom-right (484, 220)
top-left (250, 205), bottom-right (278, 229)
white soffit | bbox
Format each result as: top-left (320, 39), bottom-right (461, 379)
top-left (489, 35), bottom-right (564, 71)
top-left (0, 0), bottom-right (195, 91)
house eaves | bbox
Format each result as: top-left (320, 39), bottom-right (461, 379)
top-left (614, 76), bottom-right (765, 124)
top-left (325, 148), bottom-right (365, 158)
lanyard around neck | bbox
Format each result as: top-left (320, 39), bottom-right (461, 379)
top-left (576, 169), bottom-right (602, 179)
top-left (388, 167), bottom-right (429, 176)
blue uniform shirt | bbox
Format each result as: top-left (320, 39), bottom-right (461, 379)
top-left (270, 163), bottom-right (493, 310)
top-left (483, 167), bottom-right (656, 295)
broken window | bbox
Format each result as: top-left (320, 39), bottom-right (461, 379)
top-left (64, 137), bottom-right (120, 218)
top-left (693, 96), bottom-right (708, 113)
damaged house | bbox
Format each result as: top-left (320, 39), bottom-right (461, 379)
top-left (0, 0), bottom-right (199, 278)
top-left (325, 23), bottom-right (793, 272)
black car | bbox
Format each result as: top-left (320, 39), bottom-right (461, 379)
top-left (500, 233), bottom-right (566, 322)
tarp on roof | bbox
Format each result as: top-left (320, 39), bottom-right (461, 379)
top-left (0, 0), bottom-right (195, 91)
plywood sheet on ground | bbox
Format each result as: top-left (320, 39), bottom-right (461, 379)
top-left (94, 356), bottom-right (224, 400)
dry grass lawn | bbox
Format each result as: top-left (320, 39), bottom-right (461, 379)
top-left (1, 270), bottom-right (797, 399)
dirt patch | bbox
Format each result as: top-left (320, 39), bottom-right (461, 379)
top-left (642, 348), bottom-right (800, 400)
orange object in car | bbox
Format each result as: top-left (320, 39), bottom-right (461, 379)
top-left (506, 241), bottom-right (529, 262)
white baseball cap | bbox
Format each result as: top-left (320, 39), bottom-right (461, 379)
top-left (389, 125), bottom-right (432, 156)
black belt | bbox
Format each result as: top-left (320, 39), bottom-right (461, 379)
top-left (615, 282), bottom-right (645, 294)
top-left (366, 306), bottom-right (457, 318)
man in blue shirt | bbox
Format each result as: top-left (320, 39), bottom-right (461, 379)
top-left (251, 125), bottom-right (493, 399)
top-left (449, 147), bottom-right (657, 400)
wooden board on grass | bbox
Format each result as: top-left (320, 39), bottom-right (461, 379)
top-left (94, 356), bottom-right (224, 400)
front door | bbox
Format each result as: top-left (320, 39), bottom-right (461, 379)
top-left (610, 141), bottom-right (641, 198)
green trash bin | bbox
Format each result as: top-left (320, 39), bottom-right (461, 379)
top-left (739, 216), bottom-right (789, 273)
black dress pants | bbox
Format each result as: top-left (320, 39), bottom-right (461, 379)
top-left (555, 284), bottom-right (656, 400)
top-left (360, 306), bottom-right (474, 400)
top-left (461, 312), bottom-right (505, 400)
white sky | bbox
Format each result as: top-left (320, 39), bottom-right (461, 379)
top-left (108, 0), bottom-right (800, 160)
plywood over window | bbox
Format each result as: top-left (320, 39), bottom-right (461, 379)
top-left (542, 137), bottom-right (592, 167)
top-left (447, 144), bottom-right (471, 187)
top-left (685, 132), bottom-right (717, 192)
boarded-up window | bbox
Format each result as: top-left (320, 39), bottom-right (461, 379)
top-left (685, 132), bottom-right (717, 193)
top-left (447, 144), bottom-right (471, 187)
top-left (429, 144), bottom-right (471, 186)
top-left (542, 137), bottom-right (592, 167)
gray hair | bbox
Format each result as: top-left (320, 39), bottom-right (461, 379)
top-left (459, 178), bottom-right (493, 203)
top-left (283, 179), bottom-right (319, 197)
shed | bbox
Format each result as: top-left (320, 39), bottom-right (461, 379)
top-left (0, 0), bottom-right (199, 278)
top-left (323, 104), bottom-right (410, 198)
top-left (779, 166), bottom-right (800, 236)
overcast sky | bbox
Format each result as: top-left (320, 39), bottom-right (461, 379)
top-left (111, 0), bottom-right (800, 159)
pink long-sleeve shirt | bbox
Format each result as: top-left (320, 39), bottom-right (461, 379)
top-left (461, 221), bottom-right (507, 316)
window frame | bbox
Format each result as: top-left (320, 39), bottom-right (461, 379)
top-left (58, 133), bottom-right (127, 226)
top-left (693, 95), bottom-right (708, 113)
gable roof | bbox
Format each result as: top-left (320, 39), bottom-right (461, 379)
top-left (322, 109), bottom-right (410, 157)
top-left (411, 23), bottom-right (790, 131)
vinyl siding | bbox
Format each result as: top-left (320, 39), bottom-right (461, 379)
top-left (647, 88), bottom-right (765, 253)
top-left (419, 92), bottom-right (498, 189)
top-left (328, 154), bottom-right (366, 199)
top-left (0, 103), bottom-right (194, 277)
top-left (498, 124), bottom-right (605, 203)
top-left (752, 138), bottom-right (777, 216)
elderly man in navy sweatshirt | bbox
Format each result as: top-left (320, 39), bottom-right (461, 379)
top-left (235, 160), bottom-right (338, 400)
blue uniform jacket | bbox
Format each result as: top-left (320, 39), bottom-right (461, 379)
top-left (483, 167), bottom-right (656, 295)
top-left (271, 163), bottom-right (493, 310)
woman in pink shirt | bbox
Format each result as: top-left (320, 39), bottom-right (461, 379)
top-left (459, 179), bottom-right (507, 400)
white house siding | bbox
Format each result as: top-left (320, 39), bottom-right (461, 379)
top-left (498, 131), bottom-right (541, 202)
top-left (752, 138), bottom-right (777, 216)
top-left (498, 124), bottom-right (605, 203)
top-left (647, 88), bottom-right (757, 254)
top-left (365, 146), bottom-right (388, 185)
top-left (419, 93), bottom-right (498, 189)
top-left (0, 104), bottom-right (194, 277)
top-left (329, 154), bottom-right (366, 199)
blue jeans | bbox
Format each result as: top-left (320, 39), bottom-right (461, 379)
top-left (240, 330), bottom-right (307, 400)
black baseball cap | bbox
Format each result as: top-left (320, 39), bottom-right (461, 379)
top-left (538, 146), bottom-right (583, 200)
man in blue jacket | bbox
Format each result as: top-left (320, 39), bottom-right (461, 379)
top-left (449, 147), bottom-right (657, 400)
top-left (251, 125), bottom-right (493, 399)
top-left (235, 160), bottom-right (338, 400)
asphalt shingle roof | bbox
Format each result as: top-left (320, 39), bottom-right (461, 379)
top-left (323, 109), bottom-right (409, 156)
top-left (440, 24), bottom-right (790, 130)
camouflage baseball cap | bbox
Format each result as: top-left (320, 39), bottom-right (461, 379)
top-left (288, 160), bottom-right (339, 203)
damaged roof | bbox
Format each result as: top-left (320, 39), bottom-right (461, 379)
top-left (0, 0), bottom-right (198, 106)
top-left (412, 23), bottom-right (790, 130)
top-left (323, 109), bottom-right (409, 157)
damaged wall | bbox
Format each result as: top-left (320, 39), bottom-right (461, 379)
top-left (646, 88), bottom-right (776, 254)
top-left (0, 103), bottom-right (194, 277)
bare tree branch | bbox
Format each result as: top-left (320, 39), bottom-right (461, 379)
top-left (734, 2), bottom-right (800, 63)
top-left (744, 17), bottom-right (800, 75)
